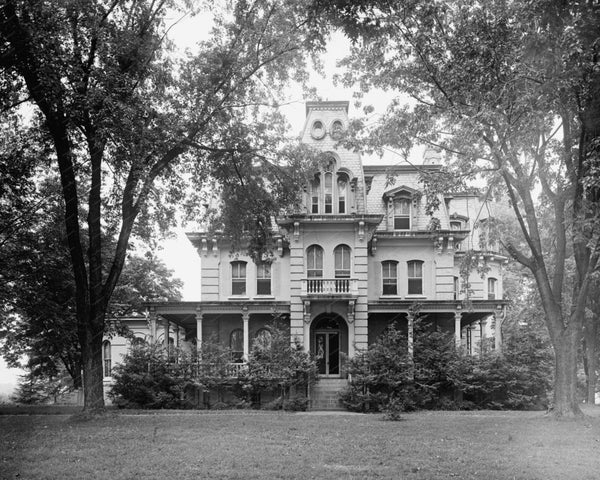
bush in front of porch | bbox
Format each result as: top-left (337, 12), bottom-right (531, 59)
top-left (339, 319), bottom-right (553, 414)
top-left (108, 325), bottom-right (319, 410)
top-left (236, 324), bottom-right (319, 411)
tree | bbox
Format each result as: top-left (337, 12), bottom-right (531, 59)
top-left (314, 0), bottom-right (600, 416)
top-left (0, 171), bottom-right (184, 391)
top-left (0, 0), bottom-right (323, 410)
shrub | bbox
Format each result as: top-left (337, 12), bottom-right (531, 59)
top-left (341, 316), bottom-right (553, 414)
top-left (109, 344), bottom-right (197, 409)
top-left (239, 321), bottom-right (318, 404)
top-left (283, 394), bottom-right (309, 411)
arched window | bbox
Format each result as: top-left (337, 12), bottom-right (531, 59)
top-left (488, 277), bottom-right (497, 300)
top-left (254, 328), bottom-right (272, 349)
top-left (230, 328), bottom-right (244, 362)
top-left (307, 245), bottom-right (324, 278)
top-left (334, 245), bottom-right (351, 278)
top-left (131, 337), bottom-right (146, 350)
top-left (310, 176), bottom-right (320, 214)
top-left (324, 172), bottom-right (333, 213)
top-left (337, 174), bottom-right (348, 214)
top-left (407, 260), bottom-right (424, 295)
top-left (382, 261), bottom-right (398, 295)
top-left (102, 340), bottom-right (111, 377)
top-left (394, 198), bottom-right (411, 230)
top-left (256, 263), bottom-right (271, 295)
top-left (231, 261), bottom-right (247, 295)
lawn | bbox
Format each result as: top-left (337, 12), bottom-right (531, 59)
top-left (2, 407), bottom-right (600, 480)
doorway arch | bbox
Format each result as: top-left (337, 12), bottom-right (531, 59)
top-left (310, 313), bottom-right (348, 377)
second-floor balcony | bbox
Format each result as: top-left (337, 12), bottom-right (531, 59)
top-left (301, 278), bottom-right (359, 297)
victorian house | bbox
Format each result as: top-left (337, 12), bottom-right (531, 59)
top-left (103, 101), bottom-right (508, 408)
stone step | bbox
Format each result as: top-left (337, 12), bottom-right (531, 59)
top-left (310, 379), bottom-right (348, 411)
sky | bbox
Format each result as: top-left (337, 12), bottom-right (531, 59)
top-left (0, 7), bottom-right (412, 396)
top-left (159, 8), bottom-right (418, 301)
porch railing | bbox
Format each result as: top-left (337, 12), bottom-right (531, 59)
top-left (301, 278), bottom-right (358, 296)
top-left (163, 362), bottom-right (279, 379)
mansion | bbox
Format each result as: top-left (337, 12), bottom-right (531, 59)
top-left (104, 101), bottom-right (508, 407)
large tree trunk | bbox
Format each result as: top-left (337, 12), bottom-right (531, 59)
top-left (79, 314), bottom-right (106, 411)
top-left (551, 321), bottom-right (583, 416)
top-left (583, 315), bottom-right (598, 405)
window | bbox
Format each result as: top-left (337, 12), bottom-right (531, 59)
top-left (311, 120), bottom-right (326, 139)
top-left (254, 328), bottom-right (272, 349)
top-left (307, 245), bottom-right (324, 278)
top-left (331, 120), bottom-right (344, 140)
top-left (337, 175), bottom-right (348, 213)
top-left (102, 340), bottom-right (111, 377)
top-left (450, 221), bottom-right (462, 230)
top-left (230, 328), bottom-right (244, 362)
top-left (454, 276), bottom-right (460, 300)
top-left (256, 263), bottom-right (271, 295)
top-left (488, 277), bottom-right (497, 300)
top-left (231, 261), bottom-right (247, 295)
top-left (324, 172), bottom-right (333, 213)
top-left (394, 198), bottom-right (411, 230)
top-left (310, 177), bottom-right (320, 214)
top-left (407, 260), bottom-right (423, 295)
top-left (131, 337), bottom-right (146, 349)
top-left (334, 245), bottom-right (351, 278)
top-left (166, 337), bottom-right (175, 361)
top-left (382, 261), bottom-right (398, 295)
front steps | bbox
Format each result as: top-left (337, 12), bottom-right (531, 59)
top-left (310, 378), bottom-right (348, 411)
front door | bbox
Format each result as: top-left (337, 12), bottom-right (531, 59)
top-left (315, 331), bottom-right (340, 376)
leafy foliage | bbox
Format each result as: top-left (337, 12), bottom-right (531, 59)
top-left (341, 318), bottom-right (553, 414)
top-left (314, 0), bottom-right (600, 416)
top-left (239, 320), bottom-right (318, 409)
top-left (0, 0), bottom-right (325, 409)
top-left (109, 344), bottom-right (197, 409)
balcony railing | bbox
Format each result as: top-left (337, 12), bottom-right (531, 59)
top-left (301, 278), bottom-right (358, 296)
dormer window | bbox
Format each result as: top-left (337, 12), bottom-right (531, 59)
top-left (310, 177), bottom-right (320, 214)
top-left (384, 186), bottom-right (417, 231)
top-left (338, 175), bottom-right (348, 213)
top-left (324, 171), bottom-right (333, 213)
top-left (394, 198), bottom-right (411, 230)
top-left (450, 221), bottom-right (462, 230)
top-left (306, 156), bottom-right (353, 215)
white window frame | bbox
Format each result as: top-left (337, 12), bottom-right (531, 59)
top-left (407, 260), bottom-right (424, 295)
top-left (382, 261), bottom-right (398, 296)
top-left (231, 261), bottom-right (247, 296)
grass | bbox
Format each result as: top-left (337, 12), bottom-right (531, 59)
top-left (2, 406), bottom-right (600, 479)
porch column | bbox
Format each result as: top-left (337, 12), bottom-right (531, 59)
top-left (479, 318), bottom-right (487, 355)
top-left (162, 317), bottom-right (170, 350)
top-left (467, 325), bottom-right (474, 355)
top-left (195, 308), bottom-right (203, 356)
top-left (454, 311), bottom-right (462, 349)
top-left (149, 309), bottom-right (157, 344)
top-left (347, 300), bottom-right (355, 358)
top-left (242, 306), bottom-right (250, 361)
top-left (175, 325), bottom-right (180, 348)
top-left (303, 301), bottom-right (311, 353)
top-left (407, 311), bottom-right (414, 360)
top-left (494, 308), bottom-right (504, 353)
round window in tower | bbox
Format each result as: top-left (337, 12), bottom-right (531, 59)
top-left (330, 120), bottom-right (344, 140)
top-left (311, 120), bottom-right (326, 140)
